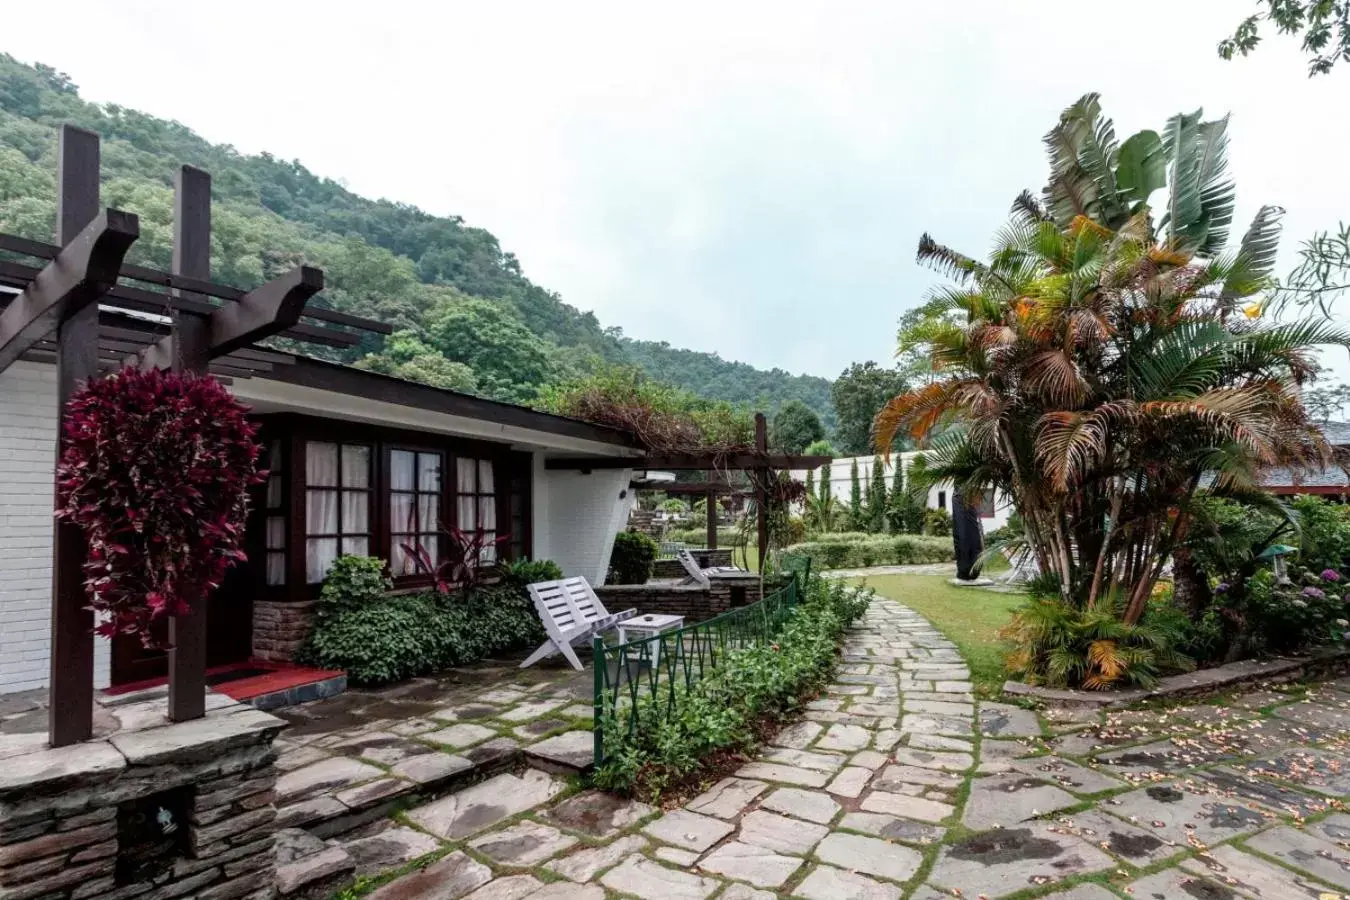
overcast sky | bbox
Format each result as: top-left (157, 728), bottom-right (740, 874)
top-left (6, 1), bottom-right (1348, 380)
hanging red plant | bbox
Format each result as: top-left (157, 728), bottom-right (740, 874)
top-left (55, 368), bottom-right (264, 645)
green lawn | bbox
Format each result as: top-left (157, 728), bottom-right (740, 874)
top-left (848, 574), bottom-right (1023, 697)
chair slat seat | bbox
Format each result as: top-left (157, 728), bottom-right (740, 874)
top-left (520, 576), bottom-right (637, 671)
top-left (676, 549), bottom-right (745, 587)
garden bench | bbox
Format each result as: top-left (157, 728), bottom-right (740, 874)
top-left (676, 548), bottom-right (742, 587)
top-left (520, 576), bottom-right (637, 671)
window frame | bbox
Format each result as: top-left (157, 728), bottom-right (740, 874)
top-left (386, 444), bottom-right (447, 580)
top-left (303, 440), bottom-right (375, 584)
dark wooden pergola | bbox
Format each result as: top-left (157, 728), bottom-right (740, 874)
top-left (0, 125), bottom-right (390, 747)
top-left (551, 413), bottom-right (831, 568)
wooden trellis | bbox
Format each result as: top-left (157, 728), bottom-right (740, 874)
top-left (0, 125), bottom-right (391, 746)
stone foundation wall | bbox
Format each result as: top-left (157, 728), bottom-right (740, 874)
top-left (650, 548), bottom-right (733, 579)
top-left (596, 572), bottom-right (779, 624)
top-left (0, 692), bottom-right (284, 900)
top-left (253, 600), bottom-right (318, 663)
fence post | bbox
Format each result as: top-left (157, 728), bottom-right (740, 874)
top-left (592, 634), bottom-right (605, 767)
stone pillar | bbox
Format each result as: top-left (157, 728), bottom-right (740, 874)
top-left (0, 693), bottom-right (285, 900)
top-left (252, 600), bottom-right (318, 663)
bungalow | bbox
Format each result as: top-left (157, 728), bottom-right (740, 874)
top-left (0, 350), bottom-right (645, 695)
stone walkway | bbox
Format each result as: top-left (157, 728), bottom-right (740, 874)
top-left (284, 593), bottom-right (1350, 900)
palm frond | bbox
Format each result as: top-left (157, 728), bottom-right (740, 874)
top-left (1220, 205), bottom-right (1285, 303)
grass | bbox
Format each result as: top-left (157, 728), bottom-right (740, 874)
top-left (849, 573), bottom-right (1022, 697)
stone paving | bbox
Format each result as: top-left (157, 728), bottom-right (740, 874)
top-left (281, 593), bottom-right (1350, 899)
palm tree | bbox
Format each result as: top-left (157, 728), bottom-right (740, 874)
top-left (876, 93), bottom-right (1349, 629)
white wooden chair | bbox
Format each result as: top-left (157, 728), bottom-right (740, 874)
top-left (676, 548), bottom-right (742, 587)
top-left (520, 576), bottom-right (637, 671)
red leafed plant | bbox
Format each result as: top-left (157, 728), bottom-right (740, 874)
top-left (401, 526), bottom-right (509, 594)
top-left (55, 368), bottom-right (264, 644)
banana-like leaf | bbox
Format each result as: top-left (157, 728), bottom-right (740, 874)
top-left (1116, 130), bottom-right (1166, 205)
top-left (1162, 109), bottom-right (1205, 252)
top-left (1220, 205), bottom-right (1285, 302)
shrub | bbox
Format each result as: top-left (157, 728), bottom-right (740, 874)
top-left (784, 534), bottom-right (953, 570)
top-left (300, 555), bottom-right (553, 684)
top-left (610, 531), bottom-right (659, 584)
top-left (1230, 568), bottom-right (1348, 656)
top-left (1002, 596), bottom-right (1194, 690)
top-left (594, 575), bottom-right (873, 797)
top-left (501, 558), bottom-right (565, 591)
top-left (1292, 495), bottom-right (1350, 574)
top-left (55, 368), bottom-right (263, 642)
top-left (923, 508), bottom-right (953, 536)
top-left (664, 526), bottom-right (744, 547)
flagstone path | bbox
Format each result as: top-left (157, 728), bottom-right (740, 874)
top-left (284, 592), bottom-right (1350, 899)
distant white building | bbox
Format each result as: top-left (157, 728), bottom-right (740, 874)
top-left (797, 452), bottom-right (1014, 532)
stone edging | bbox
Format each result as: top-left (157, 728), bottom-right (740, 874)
top-left (1004, 646), bottom-right (1350, 708)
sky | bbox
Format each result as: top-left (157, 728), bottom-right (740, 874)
top-left (5, 1), bottom-right (1349, 380)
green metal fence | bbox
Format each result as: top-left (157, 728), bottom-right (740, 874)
top-left (591, 575), bottom-right (803, 766)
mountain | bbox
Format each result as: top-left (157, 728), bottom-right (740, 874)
top-left (0, 55), bottom-right (834, 425)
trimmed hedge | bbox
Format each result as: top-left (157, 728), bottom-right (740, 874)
top-left (784, 534), bottom-right (953, 569)
top-left (593, 575), bottom-right (872, 798)
top-left (663, 526), bottom-right (744, 548)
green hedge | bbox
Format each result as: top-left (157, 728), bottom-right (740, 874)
top-left (663, 526), bottom-right (744, 548)
top-left (593, 575), bottom-right (872, 798)
top-left (298, 556), bottom-right (553, 684)
top-left (784, 534), bottom-right (953, 569)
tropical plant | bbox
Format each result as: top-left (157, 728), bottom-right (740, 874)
top-left (875, 94), bottom-right (1350, 685)
top-left (803, 468), bottom-right (817, 525)
top-left (805, 492), bottom-right (841, 534)
top-left (55, 368), bottom-right (263, 643)
top-left (402, 526), bottom-right (510, 593)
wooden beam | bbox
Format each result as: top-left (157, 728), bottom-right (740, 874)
top-left (0, 209), bottom-right (139, 372)
top-left (137, 265), bottom-right (323, 369)
top-left (0, 232), bottom-right (390, 334)
top-left (706, 483), bottom-right (718, 551)
top-left (755, 413), bottom-right (769, 572)
top-left (49, 126), bottom-right (104, 747)
top-left (548, 453), bottom-right (832, 471)
top-left (166, 166), bottom-right (211, 723)
top-left (631, 481), bottom-right (746, 495)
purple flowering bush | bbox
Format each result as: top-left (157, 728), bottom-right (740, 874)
top-left (1238, 567), bottom-right (1348, 655)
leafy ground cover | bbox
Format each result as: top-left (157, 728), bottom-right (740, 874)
top-left (850, 574), bottom-right (1020, 697)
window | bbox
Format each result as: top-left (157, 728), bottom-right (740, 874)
top-left (390, 449), bottom-right (443, 576)
top-left (979, 488), bottom-right (996, 518)
top-left (506, 459), bottom-right (529, 562)
top-left (456, 457), bottom-right (498, 563)
top-left (937, 490), bottom-right (947, 510)
top-left (305, 442), bottom-right (372, 583)
top-left (264, 440), bottom-right (286, 586)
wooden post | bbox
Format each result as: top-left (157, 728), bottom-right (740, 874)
top-left (755, 413), bottom-right (769, 573)
top-left (167, 166), bottom-right (211, 722)
top-left (49, 126), bottom-right (101, 747)
top-left (705, 479), bottom-right (717, 550)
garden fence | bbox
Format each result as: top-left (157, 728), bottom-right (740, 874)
top-left (591, 572), bottom-right (804, 765)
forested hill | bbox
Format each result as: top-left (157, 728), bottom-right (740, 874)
top-left (0, 55), bottom-right (833, 424)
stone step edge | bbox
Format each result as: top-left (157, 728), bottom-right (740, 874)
top-left (1003, 647), bottom-right (1350, 709)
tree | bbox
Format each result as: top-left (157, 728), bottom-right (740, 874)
top-left (772, 400), bottom-right (826, 454)
top-left (831, 362), bottom-right (910, 455)
top-left (802, 468), bottom-right (817, 529)
top-left (876, 94), bottom-right (1347, 678)
top-left (1305, 382), bottom-right (1350, 423)
top-left (868, 457), bottom-right (888, 532)
top-left (886, 460), bottom-right (907, 532)
top-left (848, 458), bottom-right (864, 531)
top-left (356, 330), bottom-right (478, 393)
top-left (1220, 1), bottom-right (1350, 76)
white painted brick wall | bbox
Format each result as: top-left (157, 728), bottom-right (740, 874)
top-left (537, 465), bottom-right (635, 585)
top-left (0, 361), bottom-right (109, 694)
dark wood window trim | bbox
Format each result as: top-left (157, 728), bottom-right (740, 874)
top-left (387, 445), bottom-right (446, 580)
top-left (303, 441), bottom-right (374, 583)
top-left (256, 414), bottom-right (530, 599)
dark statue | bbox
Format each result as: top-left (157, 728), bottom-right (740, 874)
top-left (952, 494), bottom-right (984, 580)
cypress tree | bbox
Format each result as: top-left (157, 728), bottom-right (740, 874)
top-left (849, 458), bottom-right (863, 531)
top-left (869, 456), bottom-right (888, 532)
top-left (887, 459), bottom-right (906, 532)
top-left (820, 459), bottom-right (832, 503)
top-left (803, 468), bottom-right (816, 528)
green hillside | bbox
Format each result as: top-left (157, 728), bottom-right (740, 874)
top-left (0, 55), bottom-right (833, 422)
